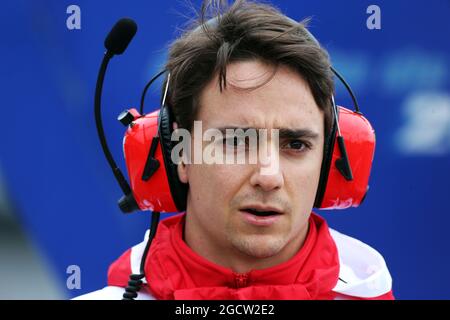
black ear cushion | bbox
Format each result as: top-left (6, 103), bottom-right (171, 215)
top-left (313, 105), bottom-right (338, 208)
top-left (158, 105), bottom-right (188, 211)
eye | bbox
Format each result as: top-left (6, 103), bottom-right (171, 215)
top-left (223, 136), bottom-right (246, 149)
top-left (224, 136), bottom-right (246, 148)
top-left (284, 139), bottom-right (311, 153)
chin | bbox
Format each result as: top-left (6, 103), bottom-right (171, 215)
top-left (230, 233), bottom-right (287, 259)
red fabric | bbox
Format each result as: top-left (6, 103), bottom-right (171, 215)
top-left (107, 248), bottom-right (131, 286)
top-left (108, 212), bottom-right (341, 300)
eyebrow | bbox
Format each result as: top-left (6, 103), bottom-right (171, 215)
top-left (278, 128), bottom-right (320, 140)
top-left (213, 127), bottom-right (320, 140)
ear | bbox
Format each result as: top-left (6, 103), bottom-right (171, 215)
top-left (172, 121), bottom-right (188, 183)
top-left (173, 121), bottom-right (189, 183)
top-left (177, 159), bottom-right (188, 183)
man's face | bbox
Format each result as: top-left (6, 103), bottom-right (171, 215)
top-left (178, 60), bottom-right (325, 271)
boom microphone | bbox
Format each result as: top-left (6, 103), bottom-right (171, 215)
top-left (95, 18), bottom-right (139, 213)
top-left (104, 18), bottom-right (138, 55)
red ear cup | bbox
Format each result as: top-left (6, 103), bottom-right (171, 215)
top-left (318, 106), bottom-right (376, 209)
top-left (122, 109), bottom-right (179, 212)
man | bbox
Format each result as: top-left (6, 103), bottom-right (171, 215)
top-left (77, 0), bottom-right (393, 300)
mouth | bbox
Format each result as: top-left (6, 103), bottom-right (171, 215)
top-left (240, 207), bottom-right (282, 216)
top-left (239, 205), bottom-right (284, 226)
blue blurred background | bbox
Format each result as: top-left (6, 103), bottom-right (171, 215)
top-left (1, 0), bottom-right (449, 299)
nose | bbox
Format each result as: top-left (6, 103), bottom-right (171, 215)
top-left (249, 146), bottom-right (284, 192)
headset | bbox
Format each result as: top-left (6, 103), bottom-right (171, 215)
top-left (94, 16), bottom-right (376, 300)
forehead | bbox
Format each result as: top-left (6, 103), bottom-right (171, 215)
top-left (197, 60), bottom-right (324, 132)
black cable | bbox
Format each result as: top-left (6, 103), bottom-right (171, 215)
top-left (140, 211), bottom-right (161, 273)
top-left (94, 51), bottom-right (132, 195)
top-left (139, 69), bottom-right (167, 115)
top-left (122, 211), bottom-right (161, 300)
top-left (338, 277), bottom-right (347, 284)
top-left (331, 66), bottom-right (361, 114)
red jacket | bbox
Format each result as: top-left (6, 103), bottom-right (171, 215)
top-left (75, 213), bottom-right (394, 300)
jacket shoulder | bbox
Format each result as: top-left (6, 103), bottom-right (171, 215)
top-left (329, 228), bottom-right (393, 299)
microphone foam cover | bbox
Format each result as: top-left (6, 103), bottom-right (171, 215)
top-left (104, 18), bottom-right (137, 55)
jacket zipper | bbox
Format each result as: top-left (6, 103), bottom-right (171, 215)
top-left (233, 273), bottom-right (249, 288)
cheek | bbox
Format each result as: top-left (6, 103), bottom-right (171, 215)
top-left (187, 164), bottom-right (244, 207)
top-left (284, 150), bottom-right (323, 204)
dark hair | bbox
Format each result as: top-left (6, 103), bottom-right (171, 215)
top-left (164, 0), bottom-right (334, 137)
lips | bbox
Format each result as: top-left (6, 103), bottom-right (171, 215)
top-left (240, 205), bottom-right (283, 217)
top-left (239, 205), bottom-right (283, 226)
